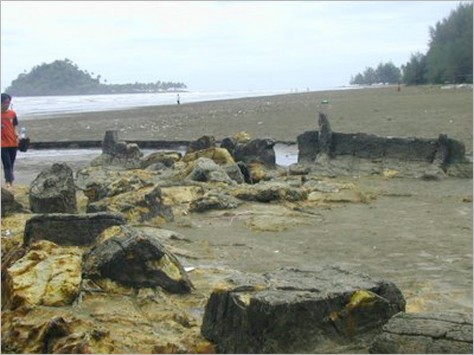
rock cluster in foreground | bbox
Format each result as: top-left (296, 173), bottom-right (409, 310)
top-left (1, 125), bottom-right (472, 353)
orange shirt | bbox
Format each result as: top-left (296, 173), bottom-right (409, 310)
top-left (1, 109), bottom-right (19, 148)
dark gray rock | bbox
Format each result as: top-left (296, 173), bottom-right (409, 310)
top-left (220, 137), bottom-right (237, 156)
top-left (298, 128), bottom-right (467, 167)
top-left (186, 135), bottom-right (216, 154)
top-left (318, 112), bottom-right (333, 157)
top-left (91, 130), bottom-right (143, 168)
top-left (23, 212), bottom-right (126, 246)
top-left (82, 225), bottom-right (193, 293)
top-left (233, 138), bottom-right (276, 167)
top-left (29, 163), bottom-right (77, 213)
top-left (297, 130), bottom-right (320, 163)
top-left (1, 187), bottom-right (26, 217)
top-left (369, 312), bottom-right (473, 354)
top-left (236, 161), bottom-right (253, 184)
top-left (201, 265), bottom-right (405, 353)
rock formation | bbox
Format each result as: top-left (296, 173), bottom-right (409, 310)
top-left (82, 225), bottom-right (193, 293)
top-left (24, 212), bottom-right (126, 247)
top-left (29, 162), bottom-right (77, 213)
top-left (201, 266), bottom-right (406, 353)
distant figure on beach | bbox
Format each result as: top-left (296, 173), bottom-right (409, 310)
top-left (177, 93), bottom-right (181, 105)
top-left (1, 93), bottom-right (19, 189)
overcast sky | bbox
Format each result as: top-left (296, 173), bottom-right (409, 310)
top-left (0, 1), bottom-right (467, 92)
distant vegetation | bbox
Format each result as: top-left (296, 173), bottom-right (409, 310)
top-left (5, 59), bottom-right (187, 96)
top-left (351, 3), bottom-right (472, 86)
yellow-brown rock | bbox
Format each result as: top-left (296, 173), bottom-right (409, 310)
top-left (182, 147), bottom-right (235, 165)
top-left (234, 131), bottom-right (252, 143)
top-left (3, 240), bottom-right (82, 309)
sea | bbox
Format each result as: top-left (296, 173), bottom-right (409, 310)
top-left (12, 89), bottom-right (292, 119)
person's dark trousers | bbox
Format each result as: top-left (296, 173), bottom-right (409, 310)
top-left (1, 147), bottom-right (17, 184)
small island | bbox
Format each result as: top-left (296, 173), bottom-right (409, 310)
top-left (4, 58), bottom-right (187, 97)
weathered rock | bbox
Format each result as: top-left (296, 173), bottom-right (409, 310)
top-left (87, 185), bottom-right (174, 224)
top-left (201, 266), bottom-right (406, 353)
top-left (298, 128), bottom-right (468, 168)
top-left (1, 187), bottom-right (26, 217)
top-left (29, 163), bottom-right (77, 214)
top-left (237, 161), bottom-right (253, 184)
top-left (233, 138), bottom-right (276, 167)
top-left (183, 147), bottom-right (236, 166)
top-left (297, 130), bottom-right (320, 163)
top-left (184, 157), bottom-right (235, 184)
top-left (84, 175), bottom-right (153, 203)
top-left (140, 151), bottom-right (182, 169)
top-left (220, 137), bottom-right (237, 156)
top-left (3, 240), bottom-right (82, 309)
top-left (91, 130), bottom-right (143, 168)
top-left (75, 165), bottom-right (155, 191)
top-left (234, 131), bottom-right (252, 143)
top-left (229, 181), bottom-right (307, 202)
top-left (24, 212), bottom-right (126, 247)
top-left (369, 312), bottom-right (473, 354)
top-left (82, 225), bottom-right (193, 293)
top-left (318, 112), bottom-right (333, 158)
top-left (189, 192), bottom-right (242, 212)
top-left (288, 163), bottom-right (311, 176)
top-left (223, 164), bottom-right (245, 184)
top-left (186, 135), bottom-right (216, 154)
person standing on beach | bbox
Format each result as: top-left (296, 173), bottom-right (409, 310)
top-left (177, 93), bottom-right (181, 105)
top-left (1, 93), bottom-right (19, 189)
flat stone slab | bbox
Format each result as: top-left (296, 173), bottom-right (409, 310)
top-left (24, 212), bottom-right (126, 246)
top-left (201, 265), bottom-right (406, 353)
top-left (370, 312), bottom-right (473, 354)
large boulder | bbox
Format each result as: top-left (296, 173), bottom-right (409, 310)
top-left (201, 266), bottom-right (406, 353)
top-left (82, 225), bottom-right (193, 293)
top-left (24, 212), bottom-right (126, 247)
top-left (369, 312), bottom-right (473, 354)
top-left (29, 163), bottom-right (77, 213)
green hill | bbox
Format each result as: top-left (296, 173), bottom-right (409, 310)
top-left (5, 59), bottom-right (187, 96)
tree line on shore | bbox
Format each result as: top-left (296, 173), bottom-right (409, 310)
top-left (350, 3), bottom-right (472, 86)
top-left (5, 58), bottom-right (187, 97)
